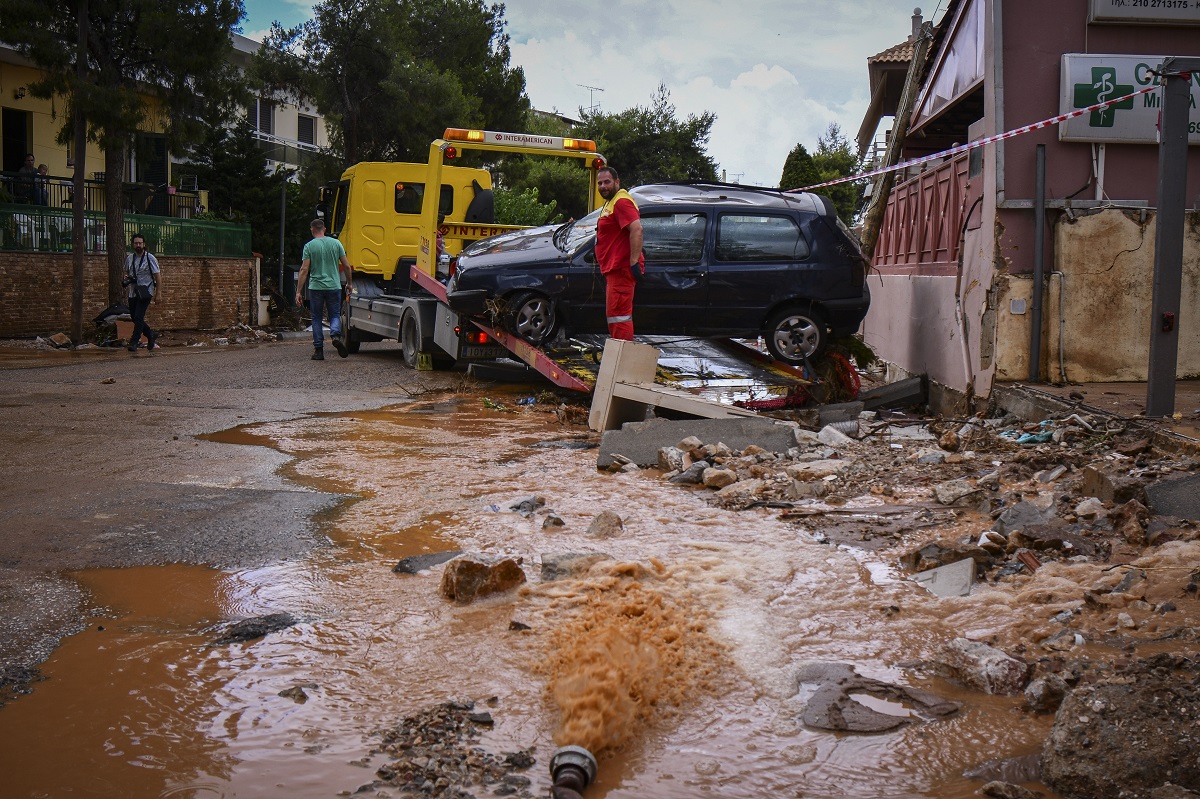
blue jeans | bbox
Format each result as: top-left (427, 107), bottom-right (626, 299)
top-left (129, 293), bottom-right (156, 348)
top-left (308, 288), bottom-right (342, 350)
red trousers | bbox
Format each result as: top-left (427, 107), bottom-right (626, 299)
top-left (604, 269), bottom-right (636, 340)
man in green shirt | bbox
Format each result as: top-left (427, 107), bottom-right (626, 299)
top-left (296, 218), bottom-right (353, 360)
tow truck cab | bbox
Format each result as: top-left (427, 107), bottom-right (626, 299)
top-left (316, 161), bottom-right (495, 288)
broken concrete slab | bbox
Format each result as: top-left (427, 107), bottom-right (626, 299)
top-left (859, 375), bottom-right (927, 411)
top-left (392, 551), bottom-right (463, 574)
top-left (596, 416), bottom-right (802, 468)
top-left (912, 558), bottom-right (975, 597)
top-left (1145, 473), bottom-right (1200, 520)
top-left (795, 661), bottom-right (958, 733)
top-left (1080, 465), bottom-right (1150, 505)
top-left (935, 638), bottom-right (1031, 695)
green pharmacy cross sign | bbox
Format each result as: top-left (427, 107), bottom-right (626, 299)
top-left (1073, 66), bottom-right (1134, 127)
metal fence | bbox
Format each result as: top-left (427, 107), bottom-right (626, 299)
top-left (0, 171), bottom-right (206, 218)
top-left (0, 203), bottom-right (251, 257)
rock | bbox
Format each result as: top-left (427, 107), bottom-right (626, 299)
top-left (1074, 497), bottom-right (1107, 520)
top-left (933, 478), bottom-right (983, 506)
top-left (913, 447), bottom-right (947, 465)
top-left (789, 479), bottom-right (830, 499)
top-left (669, 460), bottom-right (709, 484)
top-left (995, 498), bottom-right (1058, 534)
top-left (1079, 465), bottom-right (1149, 505)
top-left (1151, 786), bottom-right (1200, 799)
top-left (938, 429), bottom-right (960, 451)
top-left (657, 446), bottom-right (685, 472)
top-left (1024, 674), bottom-right (1069, 713)
top-left (508, 496), bottom-right (545, 517)
top-left (212, 612), bottom-right (299, 645)
top-left (701, 467), bottom-right (737, 488)
top-left (978, 470), bottom-right (1002, 489)
top-left (1041, 661), bottom-right (1200, 799)
top-left (677, 435), bottom-right (703, 451)
top-left (1007, 525), bottom-right (1097, 557)
top-left (1117, 612), bottom-right (1137, 629)
top-left (935, 638), bottom-right (1031, 695)
top-left (981, 782), bottom-right (1043, 799)
top-left (1111, 499), bottom-right (1149, 546)
top-left (392, 551), bottom-right (463, 574)
top-left (542, 513), bottom-right (566, 529)
top-left (279, 683), bottom-right (317, 703)
top-left (539, 552), bottom-right (613, 581)
top-left (817, 424), bottom-right (854, 447)
top-left (439, 554), bottom-right (527, 604)
top-left (900, 540), bottom-right (993, 573)
top-left (49, 332), bottom-right (73, 348)
top-left (796, 661), bottom-right (958, 733)
top-left (784, 459), bottom-right (851, 481)
top-left (586, 510), bottom-right (624, 538)
top-left (714, 477), bottom-right (765, 501)
top-left (978, 530), bottom-right (1008, 554)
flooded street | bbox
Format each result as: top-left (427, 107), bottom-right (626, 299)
top-left (0, 388), bottom-right (1109, 799)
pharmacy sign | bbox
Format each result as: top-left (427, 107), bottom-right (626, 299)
top-left (1059, 53), bottom-right (1200, 144)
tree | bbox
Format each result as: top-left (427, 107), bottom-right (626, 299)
top-left (0, 0), bottom-right (247, 302)
top-left (493, 110), bottom-right (592, 222)
top-left (811, 123), bottom-right (865, 225)
top-left (579, 85), bottom-right (718, 188)
top-left (254, 0), bottom-right (529, 166)
top-left (779, 143), bottom-right (822, 193)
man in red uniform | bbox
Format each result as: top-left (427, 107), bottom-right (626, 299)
top-left (594, 166), bottom-right (643, 340)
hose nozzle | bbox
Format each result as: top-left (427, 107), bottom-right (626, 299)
top-left (549, 745), bottom-right (597, 799)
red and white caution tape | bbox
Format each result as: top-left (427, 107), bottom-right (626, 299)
top-left (788, 84), bottom-right (1158, 193)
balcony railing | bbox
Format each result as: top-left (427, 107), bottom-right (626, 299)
top-left (0, 203), bottom-right (250, 257)
top-left (0, 171), bottom-right (206, 218)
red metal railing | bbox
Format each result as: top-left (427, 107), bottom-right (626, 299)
top-left (872, 152), bottom-right (969, 275)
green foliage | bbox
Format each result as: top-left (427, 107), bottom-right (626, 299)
top-left (254, 0), bottom-right (528, 166)
top-left (488, 111), bottom-right (591, 221)
top-left (782, 123), bottom-right (865, 225)
top-left (178, 119), bottom-right (309, 286)
top-left (579, 85), bottom-right (718, 188)
top-left (779, 143), bottom-right (822, 192)
top-left (493, 187), bottom-right (559, 227)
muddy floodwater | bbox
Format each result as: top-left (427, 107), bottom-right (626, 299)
top-left (0, 391), bottom-right (1099, 798)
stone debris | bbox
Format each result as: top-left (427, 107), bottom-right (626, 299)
top-left (364, 700), bottom-right (538, 799)
top-left (795, 661), bottom-right (958, 733)
top-left (934, 638), bottom-right (1032, 695)
top-left (393, 551), bottom-right (463, 574)
top-left (585, 510), bottom-right (624, 538)
top-left (539, 552), bottom-right (613, 582)
top-left (211, 612), bottom-right (300, 646)
top-left (439, 554), bottom-right (526, 604)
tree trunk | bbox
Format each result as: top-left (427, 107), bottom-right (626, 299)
top-left (105, 144), bottom-right (127, 305)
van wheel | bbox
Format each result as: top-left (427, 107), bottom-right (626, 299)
top-left (400, 310), bottom-right (421, 368)
top-left (766, 306), bottom-right (827, 363)
top-left (505, 291), bottom-right (558, 345)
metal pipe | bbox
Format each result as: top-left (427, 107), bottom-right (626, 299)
top-left (1028, 144), bottom-right (1046, 382)
top-left (1050, 270), bottom-right (1067, 383)
top-left (549, 746), bottom-right (597, 799)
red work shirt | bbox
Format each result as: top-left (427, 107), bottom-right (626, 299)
top-left (595, 190), bottom-right (644, 276)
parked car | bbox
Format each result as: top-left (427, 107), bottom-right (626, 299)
top-left (445, 182), bottom-right (870, 363)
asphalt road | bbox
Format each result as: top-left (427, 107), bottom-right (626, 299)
top-left (0, 336), bottom-right (463, 701)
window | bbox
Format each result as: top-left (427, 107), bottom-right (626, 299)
top-left (297, 114), bottom-right (316, 146)
top-left (249, 98), bottom-right (275, 135)
top-left (394, 182), bottom-right (455, 216)
top-left (641, 212), bottom-right (707, 263)
top-left (715, 214), bottom-right (808, 262)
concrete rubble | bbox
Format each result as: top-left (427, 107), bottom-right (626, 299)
top-left (596, 399), bottom-right (1200, 798)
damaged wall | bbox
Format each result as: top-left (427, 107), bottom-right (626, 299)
top-left (994, 209), bottom-right (1200, 382)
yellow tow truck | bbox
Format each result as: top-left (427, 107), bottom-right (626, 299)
top-left (317, 128), bottom-right (606, 389)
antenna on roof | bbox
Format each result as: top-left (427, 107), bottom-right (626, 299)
top-left (577, 84), bottom-right (605, 114)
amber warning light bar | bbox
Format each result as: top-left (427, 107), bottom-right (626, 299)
top-left (443, 128), bottom-right (596, 152)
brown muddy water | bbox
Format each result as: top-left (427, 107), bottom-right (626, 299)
top-left (0, 392), bottom-right (1105, 798)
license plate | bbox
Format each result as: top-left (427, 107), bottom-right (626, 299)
top-left (461, 346), bottom-right (506, 358)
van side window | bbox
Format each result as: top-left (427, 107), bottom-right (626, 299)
top-left (641, 213), bottom-right (707, 263)
top-left (715, 214), bottom-right (809, 262)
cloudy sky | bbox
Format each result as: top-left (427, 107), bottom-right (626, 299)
top-left (241, 0), bottom-right (944, 187)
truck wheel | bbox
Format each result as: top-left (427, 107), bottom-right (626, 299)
top-left (765, 306), bottom-right (827, 364)
top-left (400, 310), bottom-right (422, 369)
top-left (339, 303), bottom-right (361, 353)
top-left (505, 291), bottom-right (558, 345)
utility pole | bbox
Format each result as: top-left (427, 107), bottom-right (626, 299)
top-left (577, 84), bottom-right (604, 114)
top-left (1145, 56), bottom-right (1200, 417)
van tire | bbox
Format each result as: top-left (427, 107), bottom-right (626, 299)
top-left (765, 306), bottom-right (827, 363)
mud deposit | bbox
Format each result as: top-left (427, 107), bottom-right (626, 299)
top-left (0, 391), bottom-right (1196, 798)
